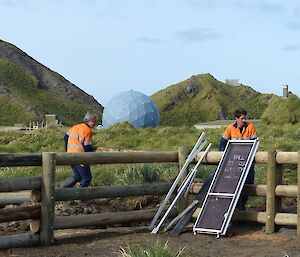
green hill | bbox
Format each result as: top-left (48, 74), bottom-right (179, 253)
top-left (151, 73), bottom-right (273, 126)
top-left (261, 93), bottom-right (300, 125)
top-left (0, 40), bottom-right (103, 126)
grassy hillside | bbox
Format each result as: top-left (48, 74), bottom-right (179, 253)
top-left (151, 73), bottom-right (273, 126)
top-left (261, 93), bottom-right (300, 125)
top-left (0, 58), bottom-right (102, 126)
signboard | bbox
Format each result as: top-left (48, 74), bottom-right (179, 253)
top-left (193, 139), bottom-right (259, 237)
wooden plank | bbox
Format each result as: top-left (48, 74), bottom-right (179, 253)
top-left (0, 176), bottom-right (41, 192)
top-left (192, 183), bottom-right (297, 197)
top-left (195, 151), bottom-right (223, 164)
top-left (54, 209), bottom-right (177, 230)
top-left (55, 182), bottom-right (172, 201)
top-left (40, 152), bottom-right (56, 246)
top-left (192, 209), bottom-right (297, 226)
top-left (0, 205), bottom-right (40, 222)
top-left (55, 151), bottom-right (178, 165)
top-left (276, 152), bottom-right (298, 164)
top-left (0, 190), bottom-right (31, 205)
top-left (0, 153), bottom-right (41, 167)
top-left (266, 150), bottom-right (276, 233)
top-left (195, 151), bottom-right (284, 165)
top-left (0, 233), bottom-right (40, 249)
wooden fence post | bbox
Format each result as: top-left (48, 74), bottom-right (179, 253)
top-left (297, 151), bottom-right (300, 236)
top-left (266, 150), bottom-right (276, 233)
top-left (40, 152), bottom-right (56, 245)
top-left (177, 147), bottom-right (190, 212)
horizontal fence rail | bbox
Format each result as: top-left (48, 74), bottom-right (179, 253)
top-left (0, 176), bottom-right (42, 192)
top-left (191, 183), bottom-right (298, 197)
top-left (0, 151), bottom-right (298, 167)
top-left (55, 182), bottom-right (172, 201)
top-left (0, 205), bottom-right (40, 223)
top-left (54, 209), bottom-right (177, 230)
top-left (192, 209), bottom-right (297, 226)
top-left (0, 150), bottom-right (298, 250)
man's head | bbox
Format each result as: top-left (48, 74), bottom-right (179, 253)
top-left (83, 112), bottom-right (97, 128)
top-left (234, 108), bottom-right (247, 128)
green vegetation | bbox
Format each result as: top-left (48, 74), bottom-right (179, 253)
top-left (0, 58), bottom-right (102, 126)
top-left (119, 240), bottom-right (186, 257)
top-left (151, 73), bottom-right (273, 126)
top-left (261, 93), bottom-right (300, 125)
top-left (0, 123), bottom-right (299, 188)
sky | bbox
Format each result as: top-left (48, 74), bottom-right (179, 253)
top-left (1, 0), bottom-right (300, 106)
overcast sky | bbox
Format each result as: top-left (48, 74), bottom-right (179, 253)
top-left (1, 0), bottom-right (300, 106)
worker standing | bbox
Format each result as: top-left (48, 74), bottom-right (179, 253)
top-left (61, 112), bottom-right (97, 188)
top-left (219, 108), bottom-right (257, 210)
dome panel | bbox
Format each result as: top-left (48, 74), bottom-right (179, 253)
top-left (102, 90), bottom-right (160, 128)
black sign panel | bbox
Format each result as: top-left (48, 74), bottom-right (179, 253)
top-left (212, 144), bottom-right (253, 194)
top-left (196, 196), bottom-right (231, 231)
top-left (194, 140), bottom-right (258, 236)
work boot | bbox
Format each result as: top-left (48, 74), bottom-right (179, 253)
top-left (60, 177), bottom-right (77, 188)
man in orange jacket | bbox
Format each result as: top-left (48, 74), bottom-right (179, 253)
top-left (219, 108), bottom-right (257, 210)
top-left (61, 112), bottom-right (97, 188)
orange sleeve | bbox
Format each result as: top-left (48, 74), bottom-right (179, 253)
top-left (223, 124), bottom-right (232, 140)
top-left (83, 128), bottom-right (92, 146)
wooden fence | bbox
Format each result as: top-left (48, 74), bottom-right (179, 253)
top-left (0, 150), bottom-right (299, 248)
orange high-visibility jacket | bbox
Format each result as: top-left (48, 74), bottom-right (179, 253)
top-left (66, 123), bottom-right (92, 153)
top-left (222, 122), bottom-right (257, 140)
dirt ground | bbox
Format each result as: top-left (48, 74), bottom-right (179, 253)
top-left (1, 222), bottom-right (300, 257)
top-left (1, 200), bottom-right (300, 257)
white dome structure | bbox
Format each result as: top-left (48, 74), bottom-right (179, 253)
top-left (102, 90), bottom-right (160, 128)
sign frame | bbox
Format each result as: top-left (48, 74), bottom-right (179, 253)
top-left (193, 139), bottom-right (259, 237)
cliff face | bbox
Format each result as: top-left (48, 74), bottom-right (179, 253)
top-left (0, 40), bottom-right (103, 126)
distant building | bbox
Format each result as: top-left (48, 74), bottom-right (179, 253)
top-left (45, 114), bottom-right (63, 127)
top-left (283, 84), bottom-right (288, 97)
top-left (225, 79), bottom-right (241, 86)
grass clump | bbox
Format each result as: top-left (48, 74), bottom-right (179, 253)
top-left (119, 240), bottom-right (187, 257)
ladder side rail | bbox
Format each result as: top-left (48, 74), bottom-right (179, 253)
top-left (193, 141), bottom-right (232, 232)
top-left (177, 141), bottom-right (207, 193)
top-left (151, 145), bottom-right (210, 234)
top-left (184, 143), bottom-right (212, 197)
top-left (148, 132), bottom-right (205, 230)
top-left (220, 140), bottom-right (260, 235)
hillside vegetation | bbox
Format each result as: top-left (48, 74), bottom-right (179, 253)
top-left (0, 40), bottom-right (103, 126)
top-left (151, 73), bottom-right (274, 126)
top-left (261, 93), bottom-right (300, 125)
top-left (0, 123), bottom-right (299, 188)
top-left (0, 122), bottom-right (299, 153)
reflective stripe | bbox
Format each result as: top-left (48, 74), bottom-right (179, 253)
top-left (223, 136), bottom-right (230, 140)
top-left (84, 141), bottom-right (92, 146)
top-left (68, 144), bottom-right (84, 150)
top-left (67, 132), bottom-right (84, 144)
top-left (250, 136), bottom-right (257, 139)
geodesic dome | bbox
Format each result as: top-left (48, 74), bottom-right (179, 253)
top-left (102, 90), bottom-right (160, 128)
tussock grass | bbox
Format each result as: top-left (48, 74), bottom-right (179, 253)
top-left (0, 123), bottom-right (299, 187)
top-left (119, 240), bottom-right (187, 257)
